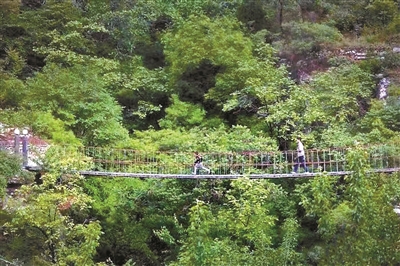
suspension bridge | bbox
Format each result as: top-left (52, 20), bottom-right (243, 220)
top-left (46, 144), bottom-right (400, 179)
top-left (2, 141), bottom-right (400, 179)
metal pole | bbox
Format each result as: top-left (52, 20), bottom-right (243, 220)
top-left (14, 128), bottom-right (20, 155)
top-left (22, 129), bottom-right (28, 167)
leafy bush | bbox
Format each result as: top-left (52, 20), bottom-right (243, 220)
top-left (317, 125), bottom-right (364, 148)
top-left (23, 63), bottom-right (129, 146)
top-left (0, 150), bottom-right (27, 197)
top-left (364, 0), bottom-right (398, 27)
top-left (0, 73), bottom-right (25, 109)
top-left (358, 57), bottom-right (383, 74)
top-left (158, 95), bottom-right (206, 129)
top-left (33, 111), bottom-right (80, 145)
top-left (128, 125), bottom-right (277, 153)
top-left (281, 21), bottom-right (342, 55)
top-left (381, 51), bottom-right (400, 69)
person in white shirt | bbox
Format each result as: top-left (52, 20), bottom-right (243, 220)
top-left (292, 137), bottom-right (308, 173)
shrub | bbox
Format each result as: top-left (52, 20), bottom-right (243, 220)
top-left (281, 21), bottom-right (342, 55)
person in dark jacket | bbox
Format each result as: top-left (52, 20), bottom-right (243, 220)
top-left (193, 152), bottom-right (211, 175)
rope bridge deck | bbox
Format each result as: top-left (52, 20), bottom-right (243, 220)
top-left (79, 168), bottom-right (400, 179)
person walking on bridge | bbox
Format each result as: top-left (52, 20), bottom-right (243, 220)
top-left (292, 137), bottom-right (308, 173)
top-left (193, 152), bottom-right (211, 175)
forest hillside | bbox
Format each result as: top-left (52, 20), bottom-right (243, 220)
top-left (1, 0), bottom-right (400, 265)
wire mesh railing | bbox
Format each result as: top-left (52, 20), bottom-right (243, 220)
top-left (60, 145), bottom-right (400, 175)
top-left (2, 143), bottom-right (400, 176)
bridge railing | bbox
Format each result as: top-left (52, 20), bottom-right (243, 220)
top-left (3, 143), bottom-right (399, 175)
top-left (61, 144), bottom-right (400, 175)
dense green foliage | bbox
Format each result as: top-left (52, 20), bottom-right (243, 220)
top-left (1, 0), bottom-right (400, 265)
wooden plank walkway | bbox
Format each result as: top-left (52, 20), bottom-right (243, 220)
top-left (79, 168), bottom-right (400, 179)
